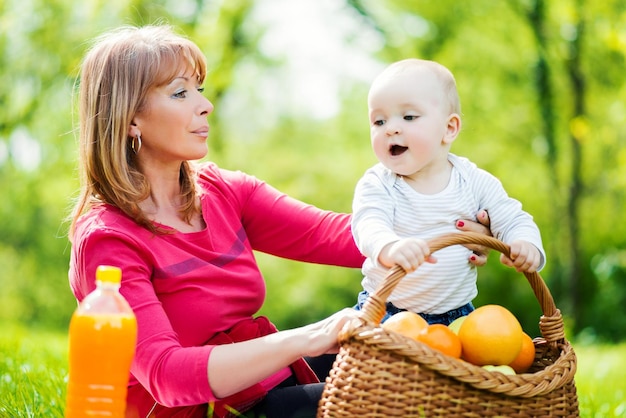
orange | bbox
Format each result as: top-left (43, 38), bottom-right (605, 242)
top-left (458, 304), bottom-right (523, 366)
top-left (508, 332), bottom-right (536, 373)
top-left (382, 311), bottom-right (429, 340)
top-left (416, 324), bottom-right (462, 358)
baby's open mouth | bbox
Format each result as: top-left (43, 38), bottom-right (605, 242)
top-left (390, 145), bottom-right (408, 156)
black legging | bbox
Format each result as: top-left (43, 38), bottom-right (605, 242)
top-left (302, 354), bottom-right (337, 381)
top-left (244, 354), bottom-right (336, 418)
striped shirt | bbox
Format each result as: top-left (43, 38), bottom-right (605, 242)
top-left (351, 153), bottom-right (545, 314)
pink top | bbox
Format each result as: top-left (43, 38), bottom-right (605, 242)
top-left (68, 162), bottom-right (364, 408)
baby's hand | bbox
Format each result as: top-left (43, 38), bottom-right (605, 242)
top-left (379, 238), bottom-right (436, 272)
top-left (501, 240), bottom-right (541, 272)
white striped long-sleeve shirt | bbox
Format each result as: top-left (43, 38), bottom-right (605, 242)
top-left (351, 153), bottom-right (545, 314)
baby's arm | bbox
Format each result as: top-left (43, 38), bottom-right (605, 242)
top-left (500, 240), bottom-right (542, 273)
top-left (378, 238), bottom-right (437, 272)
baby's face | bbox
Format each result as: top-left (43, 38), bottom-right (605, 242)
top-left (367, 67), bottom-right (457, 179)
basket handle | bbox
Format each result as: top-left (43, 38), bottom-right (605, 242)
top-left (359, 231), bottom-right (566, 346)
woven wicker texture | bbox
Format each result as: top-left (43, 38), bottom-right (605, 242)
top-left (318, 232), bottom-right (579, 417)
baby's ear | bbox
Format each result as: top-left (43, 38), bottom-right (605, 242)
top-left (443, 113), bottom-right (461, 144)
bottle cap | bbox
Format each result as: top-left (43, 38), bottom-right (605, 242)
top-left (96, 265), bottom-right (122, 284)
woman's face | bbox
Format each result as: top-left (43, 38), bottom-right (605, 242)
top-left (131, 66), bottom-right (214, 167)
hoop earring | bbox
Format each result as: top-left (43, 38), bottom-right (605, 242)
top-left (132, 134), bottom-right (142, 154)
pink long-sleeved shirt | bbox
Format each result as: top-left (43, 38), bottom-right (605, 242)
top-left (68, 162), bottom-right (364, 413)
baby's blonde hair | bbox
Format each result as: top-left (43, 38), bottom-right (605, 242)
top-left (70, 25), bottom-right (207, 238)
top-left (380, 58), bottom-right (461, 115)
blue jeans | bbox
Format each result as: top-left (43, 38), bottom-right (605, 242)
top-left (354, 290), bottom-right (474, 325)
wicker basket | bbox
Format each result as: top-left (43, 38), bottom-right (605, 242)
top-left (318, 232), bottom-right (579, 417)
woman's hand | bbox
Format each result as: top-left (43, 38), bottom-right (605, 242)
top-left (455, 209), bottom-right (492, 266)
top-left (208, 308), bottom-right (360, 398)
top-left (299, 308), bottom-right (361, 357)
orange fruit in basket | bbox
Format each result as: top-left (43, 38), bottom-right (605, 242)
top-left (508, 332), bottom-right (536, 373)
top-left (416, 324), bottom-right (462, 358)
top-left (382, 311), bottom-right (429, 340)
top-left (458, 304), bottom-right (523, 366)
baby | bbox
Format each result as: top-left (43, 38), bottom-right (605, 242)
top-left (352, 59), bottom-right (545, 325)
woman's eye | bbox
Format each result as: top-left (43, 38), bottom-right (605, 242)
top-left (173, 90), bottom-right (187, 98)
top-left (197, 87), bottom-right (205, 93)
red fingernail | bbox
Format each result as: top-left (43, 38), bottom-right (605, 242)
top-left (457, 221), bottom-right (465, 227)
top-left (470, 255), bottom-right (476, 261)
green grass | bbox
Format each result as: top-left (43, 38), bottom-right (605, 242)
top-left (1, 323), bottom-right (625, 417)
top-left (1, 324), bottom-right (67, 417)
top-left (575, 343), bottom-right (626, 417)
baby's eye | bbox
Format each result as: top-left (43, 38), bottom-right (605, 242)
top-left (373, 119), bottom-right (385, 126)
top-left (404, 115), bottom-right (418, 121)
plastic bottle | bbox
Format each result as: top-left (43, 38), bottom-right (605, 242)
top-left (65, 265), bottom-right (137, 418)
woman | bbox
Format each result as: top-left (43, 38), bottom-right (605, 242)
top-left (68, 25), bottom-right (491, 418)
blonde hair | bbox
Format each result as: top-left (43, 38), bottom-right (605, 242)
top-left (69, 25), bottom-right (207, 238)
top-left (381, 58), bottom-right (461, 115)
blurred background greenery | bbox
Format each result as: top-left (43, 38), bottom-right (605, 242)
top-left (1, 0), bottom-right (625, 344)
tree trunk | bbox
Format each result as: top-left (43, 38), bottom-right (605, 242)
top-left (564, 1), bottom-right (586, 331)
top-left (522, 0), bottom-right (568, 302)
top-left (523, 0), bottom-right (587, 329)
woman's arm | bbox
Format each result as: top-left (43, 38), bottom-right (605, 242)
top-left (225, 170), bottom-right (364, 267)
top-left (208, 308), bottom-right (359, 398)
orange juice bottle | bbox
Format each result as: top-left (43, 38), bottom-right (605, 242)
top-left (65, 265), bottom-right (137, 418)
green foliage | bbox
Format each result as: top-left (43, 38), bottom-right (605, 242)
top-left (585, 248), bottom-right (626, 342)
top-left (1, 0), bottom-right (625, 343)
